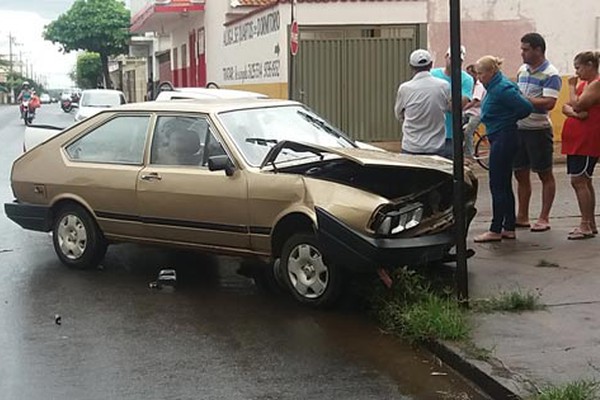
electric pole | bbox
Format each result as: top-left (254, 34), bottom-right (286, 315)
top-left (8, 32), bottom-right (14, 103)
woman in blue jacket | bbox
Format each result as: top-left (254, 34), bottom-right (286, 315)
top-left (474, 56), bottom-right (534, 242)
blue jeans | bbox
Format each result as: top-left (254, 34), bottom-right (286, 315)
top-left (463, 114), bottom-right (481, 157)
top-left (489, 130), bottom-right (518, 233)
top-left (442, 138), bottom-right (454, 159)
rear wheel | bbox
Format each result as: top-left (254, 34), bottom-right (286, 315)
top-left (280, 233), bottom-right (342, 308)
top-left (52, 204), bottom-right (107, 269)
top-left (474, 133), bottom-right (490, 170)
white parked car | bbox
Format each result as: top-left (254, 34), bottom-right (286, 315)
top-left (154, 87), bottom-right (268, 102)
top-left (74, 89), bottom-right (127, 122)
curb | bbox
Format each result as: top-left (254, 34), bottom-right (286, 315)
top-left (424, 340), bottom-right (522, 400)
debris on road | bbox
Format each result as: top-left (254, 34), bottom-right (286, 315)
top-left (149, 269), bottom-right (177, 291)
top-left (54, 314), bottom-right (62, 325)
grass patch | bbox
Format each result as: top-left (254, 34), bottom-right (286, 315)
top-left (472, 289), bottom-right (544, 313)
top-left (371, 267), bottom-right (469, 342)
top-left (536, 259), bottom-right (560, 268)
top-left (532, 379), bottom-right (599, 400)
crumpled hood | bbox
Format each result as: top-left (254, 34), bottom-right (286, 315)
top-left (261, 140), bottom-right (454, 176)
top-left (322, 147), bottom-right (454, 174)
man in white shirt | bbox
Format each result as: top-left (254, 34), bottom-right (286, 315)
top-left (395, 49), bottom-right (450, 156)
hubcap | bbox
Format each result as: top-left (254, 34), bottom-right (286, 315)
top-left (287, 244), bottom-right (328, 299)
top-left (57, 214), bottom-right (88, 260)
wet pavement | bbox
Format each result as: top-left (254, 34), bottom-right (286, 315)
top-left (0, 104), bottom-right (486, 399)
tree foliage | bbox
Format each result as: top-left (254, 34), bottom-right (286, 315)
top-left (0, 54), bottom-right (10, 68)
top-left (43, 0), bottom-right (130, 89)
top-left (75, 52), bottom-right (102, 89)
top-left (7, 72), bottom-right (46, 100)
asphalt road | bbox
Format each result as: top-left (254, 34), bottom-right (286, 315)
top-left (0, 103), bottom-right (485, 400)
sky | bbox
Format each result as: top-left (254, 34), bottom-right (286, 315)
top-left (0, 0), bottom-right (130, 89)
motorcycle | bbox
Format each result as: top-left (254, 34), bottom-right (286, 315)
top-left (61, 92), bottom-right (79, 113)
top-left (20, 100), bottom-right (36, 125)
top-left (61, 98), bottom-right (73, 113)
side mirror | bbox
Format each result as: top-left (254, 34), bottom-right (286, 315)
top-left (208, 155), bottom-right (235, 176)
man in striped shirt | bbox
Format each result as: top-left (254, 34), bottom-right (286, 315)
top-left (514, 33), bottom-right (562, 232)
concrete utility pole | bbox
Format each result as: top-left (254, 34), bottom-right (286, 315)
top-left (449, 0), bottom-right (469, 305)
top-left (8, 32), bottom-right (14, 103)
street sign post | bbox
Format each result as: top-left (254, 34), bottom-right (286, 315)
top-left (290, 20), bottom-right (299, 56)
top-left (288, 0), bottom-right (298, 100)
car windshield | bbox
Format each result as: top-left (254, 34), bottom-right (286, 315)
top-left (218, 105), bottom-right (355, 167)
top-left (82, 92), bottom-right (123, 107)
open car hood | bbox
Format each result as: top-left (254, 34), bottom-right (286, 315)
top-left (259, 140), bottom-right (454, 175)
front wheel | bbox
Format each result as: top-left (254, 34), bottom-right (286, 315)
top-left (280, 233), bottom-right (343, 308)
top-left (52, 204), bottom-right (107, 269)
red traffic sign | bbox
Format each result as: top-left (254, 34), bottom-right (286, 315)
top-left (290, 20), bottom-right (299, 56)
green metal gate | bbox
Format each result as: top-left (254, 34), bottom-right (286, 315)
top-left (292, 26), bottom-right (424, 142)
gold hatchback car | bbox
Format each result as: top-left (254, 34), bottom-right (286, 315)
top-left (5, 99), bottom-right (477, 307)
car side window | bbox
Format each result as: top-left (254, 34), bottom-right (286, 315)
top-left (66, 116), bottom-right (150, 165)
top-left (151, 116), bottom-right (226, 167)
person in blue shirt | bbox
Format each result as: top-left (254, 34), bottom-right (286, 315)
top-left (474, 56), bottom-right (533, 243)
top-left (431, 46), bottom-right (474, 159)
top-left (17, 81), bottom-right (33, 102)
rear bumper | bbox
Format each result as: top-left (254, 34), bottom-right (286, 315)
top-left (4, 201), bottom-right (52, 232)
top-left (315, 206), bottom-right (475, 271)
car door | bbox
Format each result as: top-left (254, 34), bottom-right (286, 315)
top-left (62, 114), bottom-right (151, 238)
top-left (136, 114), bottom-right (250, 250)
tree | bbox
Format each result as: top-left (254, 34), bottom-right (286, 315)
top-left (43, 0), bottom-right (130, 89)
top-left (75, 52), bottom-right (102, 89)
top-left (0, 54), bottom-right (10, 68)
top-left (7, 72), bottom-right (45, 100)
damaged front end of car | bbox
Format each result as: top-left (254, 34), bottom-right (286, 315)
top-left (313, 164), bottom-right (477, 271)
top-left (262, 140), bottom-right (478, 271)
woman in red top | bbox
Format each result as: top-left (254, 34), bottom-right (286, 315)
top-left (562, 51), bottom-right (600, 239)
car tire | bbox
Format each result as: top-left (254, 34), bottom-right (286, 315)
top-left (52, 204), bottom-right (107, 269)
top-left (280, 233), bottom-right (342, 308)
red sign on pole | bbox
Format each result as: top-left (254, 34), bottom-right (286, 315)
top-left (290, 20), bottom-right (299, 56)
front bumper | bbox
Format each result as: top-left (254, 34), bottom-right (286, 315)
top-left (315, 206), bottom-right (475, 271)
top-left (4, 201), bottom-right (52, 232)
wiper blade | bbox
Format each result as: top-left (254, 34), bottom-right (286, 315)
top-left (246, 138), bottom-right (278, 146)
top-left (297, 110), bottom-right (357, 147)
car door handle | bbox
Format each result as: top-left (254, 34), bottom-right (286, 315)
top-left (141, 172), bottom-right (162, 181)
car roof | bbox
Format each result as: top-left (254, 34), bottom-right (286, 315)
top-left (81, 89), bottom-right (124, 95)
top-left (116, 98), bottom-right (300, 113)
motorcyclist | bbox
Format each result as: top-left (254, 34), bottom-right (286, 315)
top-left (17, 82), bottom-right (34, 120)
top-left (17, 81), bottom-right (33, 103)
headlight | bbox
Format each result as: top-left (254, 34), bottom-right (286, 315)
top-left (375, 203), bottom-right (424, 235)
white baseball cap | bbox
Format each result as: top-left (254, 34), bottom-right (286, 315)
top-left (409, 49), bottom-right (433, 67)
top-left (446, 45), bottom-right (466, 60)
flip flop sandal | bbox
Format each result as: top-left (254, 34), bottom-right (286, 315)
top-left (567, 228), bottom-right (594, 240)
top-left (515, 222), bottom-right (531, 228)
top-left (474, 232), bottom-right (503, 243)
top-left (531, 223), bottom-right (551, 232)
top-left (502, 231), bottom-right (516, 239)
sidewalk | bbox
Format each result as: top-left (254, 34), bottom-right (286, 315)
top-left (448, 166), bottom-right (600, 397)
